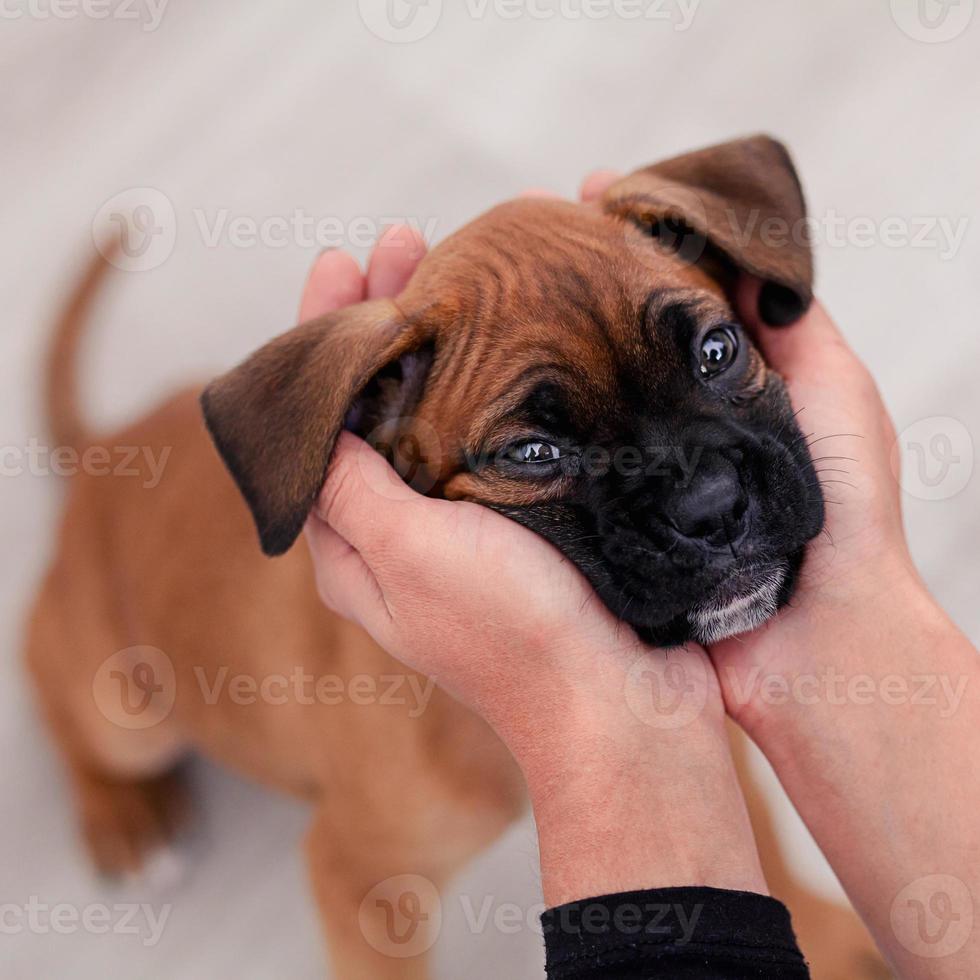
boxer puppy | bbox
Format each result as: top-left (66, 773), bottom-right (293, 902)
top-left (203, 135), bottom-right (823, 646)
top-left (28, 136), bottom-right (883, 979)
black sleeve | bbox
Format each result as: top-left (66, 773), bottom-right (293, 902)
top-left (542, 886), bottom-right (810, 979)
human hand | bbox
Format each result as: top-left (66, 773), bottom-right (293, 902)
top-left (299, 208), bottom-right (767, 906)
top-left (707, 286), bottom-right (957, 733)
top-left (298, 224), bottom-right (687, 762)
top-left (580, 177), bottom-right (980, 978)
top-left (707, 255), bottom-right (978, 980)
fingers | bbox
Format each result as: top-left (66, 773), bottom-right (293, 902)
top-left (299, 224), bottom-right (428, 323)
top-left (299, 176), bottom-right (613, 323)
top-left (520, 170), bottom-right (621, 204)
top-left (304, 514), bottom-right (390, 628)
top-left (314, 431), bottom-right (433, 559)
top-left (520, 187), bottom-right (562, 199)
top-left (366, 224), bottom-right (428, 299)
top-left (298, 249), bottom-right (365, 321)
top-left (734, 276), bottom-right (858, 381)
top-left (580, 169), bottom-right (621, 202)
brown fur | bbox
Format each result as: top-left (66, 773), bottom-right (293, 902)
top-left (27, 137), bottom-right (886, 978)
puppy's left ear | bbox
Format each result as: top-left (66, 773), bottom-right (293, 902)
top-left (602, 134), bottom-right (813, 326)
top-left (201, 299), bottom-right (432, 556)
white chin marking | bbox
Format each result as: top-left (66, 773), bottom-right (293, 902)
top-left (689, 562), bottom-right (787, 644)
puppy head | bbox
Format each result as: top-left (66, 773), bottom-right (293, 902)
top-left (203, 135), bottom-right (823, 646)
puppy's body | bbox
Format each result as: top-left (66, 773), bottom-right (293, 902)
top-left (29, 385), bottom-right (524, 976)
top-left (28, 137), bottom-right (885, 978)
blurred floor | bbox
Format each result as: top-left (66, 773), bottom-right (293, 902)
top-left (1, 1), bottom-right (978, 976)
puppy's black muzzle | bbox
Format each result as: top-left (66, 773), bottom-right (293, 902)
top-left (587, 414), bottom-right (821, 637)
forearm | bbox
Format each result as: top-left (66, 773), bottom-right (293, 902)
top-left (528, 727), bottom-right (813, 977)
top-left (743, 584), bottom-right (980, 978)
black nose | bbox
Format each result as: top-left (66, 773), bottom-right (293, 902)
top-left (661, 455), bottom-right (745, 540)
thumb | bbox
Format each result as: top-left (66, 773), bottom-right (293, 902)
top-left (735, 277), bottom-right (856, 384)
top-left (314, 431), bottom-right (434, 562)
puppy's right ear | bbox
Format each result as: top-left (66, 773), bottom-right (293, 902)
top-left (201, 299), bottom-right (430, 556)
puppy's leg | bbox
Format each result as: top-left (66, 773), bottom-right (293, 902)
top-left (730, 724), bottom-right (889, 979)
top-left (305, 805), bottom-right (452, 980)
top-left (26, 562), bottom-right (190, 881)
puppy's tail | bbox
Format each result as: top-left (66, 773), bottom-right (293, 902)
top-left (45, 241), bottom-right (117, 451)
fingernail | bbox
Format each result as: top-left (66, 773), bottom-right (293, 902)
top-left (759, 283), bottom-right (808, 327)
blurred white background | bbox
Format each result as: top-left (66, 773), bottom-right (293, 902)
top-left (1, 1), bottom-right (978, 976)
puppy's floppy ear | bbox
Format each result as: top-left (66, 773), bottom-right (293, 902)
top-left (602, 134), bottom-right (813, 326)
top-left (201, 299), bottom-right (431, 556)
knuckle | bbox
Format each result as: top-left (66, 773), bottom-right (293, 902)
top-left (318, 455), bottom-right (358, 525)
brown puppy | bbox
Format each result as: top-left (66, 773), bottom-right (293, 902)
top-left (27, 136), bottom-right (886, 979)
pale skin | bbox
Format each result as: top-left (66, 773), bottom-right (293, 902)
top-left (301, 177), bottom-right (980, 978)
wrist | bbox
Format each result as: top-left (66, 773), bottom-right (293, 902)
top-left (515, 665), bottom-right (766, 906)
top-left (736, 574), bottom-right (963, 751)
top-left (531, 760), bottom-right (769, 907)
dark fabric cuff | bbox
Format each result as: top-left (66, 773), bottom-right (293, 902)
top-left (542, 886), bottom-right (809, 979)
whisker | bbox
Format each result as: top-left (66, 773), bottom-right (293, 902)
top-left (771, 406), bottom-right (806, 446)
top-left (805, 432), bottom-right (864, 447)
top-left (564, 533), bottom-right (603, 546)
top-left (786, 428), bottom-right (815, 451)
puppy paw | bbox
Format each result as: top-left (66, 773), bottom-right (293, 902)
top-left (77, 766), bottom-right (191, 881)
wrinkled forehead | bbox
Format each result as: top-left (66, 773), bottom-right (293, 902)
top-left (403, 197), bottom-right (731, 435)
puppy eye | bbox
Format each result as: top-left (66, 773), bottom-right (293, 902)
top-left (698, 326), bottom-right (739, 378)
top-left (505, 441), bottom-right (562, 464)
